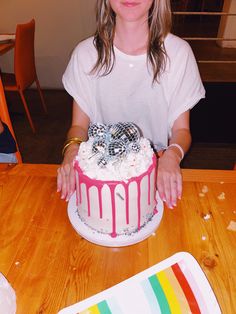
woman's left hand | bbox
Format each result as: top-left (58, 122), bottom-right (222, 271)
top-left (156, 150), bottom-right (182, 209)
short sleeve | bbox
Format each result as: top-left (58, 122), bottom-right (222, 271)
top-left (62, 39), bottom-right (95, 119)
top-left (163, 35), bottom-right (205, 135)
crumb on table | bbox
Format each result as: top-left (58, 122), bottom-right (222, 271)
top-left (203, 213), bottom-right (211, 220)
top-left (218, 192), bottom-right (225, 200)
top-left (202, 185), bottom-right (209, 193)
top-left (227, 221), bottom-right (236, 232)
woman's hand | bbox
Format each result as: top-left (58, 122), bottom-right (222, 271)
top-left (157, 110), bottom-right (191, 208)
top-left (57, 100), bottom-right (90, 201)
top-left (57, 144), bottom-right (79, 201)
top-left (156, 149), bottom-right (182, 209)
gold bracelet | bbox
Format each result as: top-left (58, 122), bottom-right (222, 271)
top-left (62, 137), bottom-right (83, 156)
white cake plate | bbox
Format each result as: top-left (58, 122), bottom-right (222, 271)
top-left (67, 192), bottom-right (164, 247)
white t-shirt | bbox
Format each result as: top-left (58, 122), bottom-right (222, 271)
top-left (62, 33), bottom-right (205, 150)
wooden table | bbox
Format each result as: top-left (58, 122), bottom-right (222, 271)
top-left (0, 41), bottom-right (14, 56)
top-left (0, 164), bottom-right (236, 313)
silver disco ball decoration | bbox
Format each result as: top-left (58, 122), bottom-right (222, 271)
top-left (88, 123), bottom-right (107, 139)
top-left (108, 140), bottom-right (127, 157)
top-left (97, 156), bottom-right (108, 167)
top-left (88, 122), bottom-right (141, 167)
top-left (129, 142), bottom-right (141, 153)
top-left (92, 139), bottom-right (107, 154)
top-left (109, 122), bottom-right (140, 144)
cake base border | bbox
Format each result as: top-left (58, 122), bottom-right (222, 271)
top-left (67, 192), bottom-right (164, 247)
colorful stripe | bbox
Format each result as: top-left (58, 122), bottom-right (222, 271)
top-left (106, 298), bottom-right (124, 314)
top-left (142, 279), bottom-right (162, 313)
top-left (156, 271), bottom-right (182, 313)
top-left (149, 274), bottom-right (171, 313)
top-left (97, 300), bottom-right (112, 313)
top-left (164, 267), bottom-right (192, 313)
top-left (142, 262), bottom-right (202, 313)
top-left (178, 260), bottom-right (208, 313)
top-left (172, 263), bottom-right (201, 314)
top-left (79, 300), bottom-right (112, 314)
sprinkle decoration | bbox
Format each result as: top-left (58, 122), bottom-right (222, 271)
top-left (88, 122), bottom-right (141, 167)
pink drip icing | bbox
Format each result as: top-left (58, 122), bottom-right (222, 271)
top-left (86, 185), bottom-right (91, 216)
top-left (108, 185), bottom-right (117, 238)
top-left (153, 164), bottom-right (158, 208)
top-left (137, 178), bottom-right (141, 230)
top-left (79, 177), bottom-right (82, 204)
top-left (75, 172), bottom-right (79, 206)
top-left (74, 155), bottom-right (157, 237)
top-left (148, 172), bottom-right (151, 205)
top-left (97, 186), bottom-right (103, 218)
top-left (123, 184), bottom-right (129, 224)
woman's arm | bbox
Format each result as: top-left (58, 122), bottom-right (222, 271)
top-left (57, 100), bottom-right (90, 200)
top-left (157, 110), bottom-right (191, 208)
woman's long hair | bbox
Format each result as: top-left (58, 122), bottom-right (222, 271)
top-left (92, 0), bottom-right (172, 82)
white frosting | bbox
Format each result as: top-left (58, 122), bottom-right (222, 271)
top-left (75, 138), bottom-right (153, 181)
top-left (0, 273), bottom-right (16, 314)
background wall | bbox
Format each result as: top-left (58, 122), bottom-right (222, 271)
top-left (218, 0), bottom-right (236, 48)
top-left (0, 0), bottom-right (97, 88)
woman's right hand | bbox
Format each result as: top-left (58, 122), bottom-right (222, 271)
top-left (57, 100), bottom-right (90, 201)
top-left (57, 144), bottom-right (79, 201)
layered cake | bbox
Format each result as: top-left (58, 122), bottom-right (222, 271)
top-left (71, 122), bottom-right (162, 245)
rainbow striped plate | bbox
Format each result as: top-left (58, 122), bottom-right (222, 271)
top-left (58, 252), bottom-right (221, 314)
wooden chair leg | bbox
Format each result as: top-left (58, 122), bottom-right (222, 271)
top-left (15, 151), bottom-right (22, 163)
top-left (19, 89), bottom-right (36, 133)
top-left (35, 78), bottom-right (47, 114)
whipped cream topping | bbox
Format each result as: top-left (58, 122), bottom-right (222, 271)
top-left (75, 137), bottom-right (154, 181)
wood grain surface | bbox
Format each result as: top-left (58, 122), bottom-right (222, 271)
top-left (0, 164), bottom-right (235, 313)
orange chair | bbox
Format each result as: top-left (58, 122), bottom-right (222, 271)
top-left (1, 19), bottom-right (47, 133)
top-left (0, 75), bottom-right (22, 163)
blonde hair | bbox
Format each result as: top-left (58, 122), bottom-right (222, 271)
top-left (92, 0), bottom-right (172, 82)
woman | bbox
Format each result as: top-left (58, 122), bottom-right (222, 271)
top-left (57, 0), bottom-right (205, 209)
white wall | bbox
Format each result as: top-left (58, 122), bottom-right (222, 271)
top-left (0, 0), bottom-right (96, 88)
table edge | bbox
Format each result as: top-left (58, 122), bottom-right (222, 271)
top-left (0, 164), bottom-right (235, 182)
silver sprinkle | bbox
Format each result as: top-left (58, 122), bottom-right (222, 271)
top-left (116, 192), bottom-right (124, 201)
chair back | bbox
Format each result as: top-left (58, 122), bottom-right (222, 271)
top-left (0, 75), bottom-right (22, 163)
top-left (14, 19), bottom-right (36, 90)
